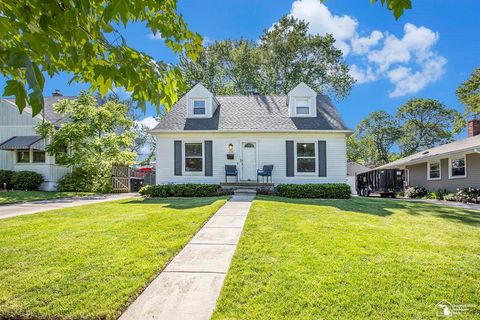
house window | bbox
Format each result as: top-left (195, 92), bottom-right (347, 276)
top-left (185, 143), bottom-right (203, 172)
top-left (17, 150), bottom-right (30, 163)
top-left (193, 100), bottom-right (206, 115)
top-left (295, 98), bottom-right (310, 115)
top-left (450, 156), bottom-right (466, 178)
top-left (296, 142), bottom-right (316, 173)
top-left (33, 151), bottom-right (46, 163)
top-left (428, 161), bottom-right (441, 180)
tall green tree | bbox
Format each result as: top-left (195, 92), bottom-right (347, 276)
top-left (0, 0), bottom-right (202, 116)
top-left (179, 16), bottom-right (354, 100)
top-left (396, 98), bottom-right (463, 156)
top-left (355, 111), bottom-right (401, 166)
top-left (179, 39), bottom-right (261, 95)
top-left (37, 92), bottom-right (136, 192)
top-left (456, 67), bottom-right (480, 118)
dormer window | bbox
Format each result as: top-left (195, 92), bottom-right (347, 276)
top-left (295, 98), bottom-right (310, 116)
top-left (193, 99), bottom-right (206, 115)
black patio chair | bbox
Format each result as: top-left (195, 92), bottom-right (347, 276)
top-left (257, 165), bottom-right (274, 183)
top-left (225, 165), bottom-right (238, 182)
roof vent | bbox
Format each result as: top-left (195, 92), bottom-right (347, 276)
top-left (422, 151), bottom-right (429, 155)
top-left (52, 89), bottom-right (63, 96)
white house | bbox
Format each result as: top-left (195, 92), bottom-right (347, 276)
top-left (150, 83), bottom-right (352, 186)
top-left (0, 96), bottom-right (72, 191)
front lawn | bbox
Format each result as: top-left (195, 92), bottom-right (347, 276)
top-left (212, 196), bottom-right (480, 319)
top-left (0, 197), bottom-right (226, 319)
top-left (0, 191), bottom-right (94, 205)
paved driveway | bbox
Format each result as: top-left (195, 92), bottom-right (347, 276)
top-left (0, 193), bottom-right (138, 220)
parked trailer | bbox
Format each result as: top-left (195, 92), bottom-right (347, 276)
top-left (356, 169), bottom-right (405, 197)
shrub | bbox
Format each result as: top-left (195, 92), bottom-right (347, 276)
top-left (139, 184), bottom-right (221, 198)
top-left (57, 169), bottom-right (92, 192)
top-left (0, 169), bottom-right (14, 190)
top-left (443, 193), bottom-right (456, 202)
top-left (58, 168), bottom-right (112, 193)
top-left (455, 187), bottom-right (480, 203)
top-left (275, 183), bottom-right (351, 199)
top-left (404, 186), bottom-right (427, 199)
top-left (11, 171), bottom-right (44, 190)
top-left (426, 189), bottom-right (448, 200)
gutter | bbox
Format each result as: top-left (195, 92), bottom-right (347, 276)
top-left (149, 129), bottom-right (354, 134)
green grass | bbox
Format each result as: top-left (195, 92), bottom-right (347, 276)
top-left (0, 191), bottom-right (94, 205)
top-left (212, 196), bottom-right (480, 320)
top-left (0, 197), bottom-right (227, 319)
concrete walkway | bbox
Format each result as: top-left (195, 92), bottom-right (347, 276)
top-left (0, 193), bottom-right (138, 220)
top-left (119, 194), bottom-right (254, 320)
top-left (382, 197), bottom-right (480, 211)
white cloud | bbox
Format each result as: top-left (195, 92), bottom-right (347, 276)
top-left (349, 64), bottom-right (378, 84)
top-left (148, 32), bottom-right (162, 40)
top-left (137, 116), bottom-right (159, 129)
top-left (290, 0), bottom-right (357, 55)
top-left (288, 0), bottom-right (446, 97)
top-left (351, 30), bottom-right (383, 55)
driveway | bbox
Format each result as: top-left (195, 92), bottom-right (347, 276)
top-left (0, 193), bottom-right (139, 220)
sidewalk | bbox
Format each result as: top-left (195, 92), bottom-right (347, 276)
top-left (0, 193), bottom-right (138, 220)
top-left (119, 194), bottom-right (254, 320)
top-left (387, 197), bottom-right (480, 211)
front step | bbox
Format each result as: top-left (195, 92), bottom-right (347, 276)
top-left (234, 188), bottom-right (257, 196)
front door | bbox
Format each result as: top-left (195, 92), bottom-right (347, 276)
top-left (241, 142), bottom-right (257, 181)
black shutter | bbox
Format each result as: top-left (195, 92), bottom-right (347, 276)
top-left (174, 140), bottom-right (182, 176)
top-left (205, 140), bottom-right (213, 176)
top-left (318, 140), bottom-right (327, 177)
top-left (286, 140), bottom-right (294, 177)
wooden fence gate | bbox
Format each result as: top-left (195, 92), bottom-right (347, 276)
top-left (112, 166), bottom-right (131, 193)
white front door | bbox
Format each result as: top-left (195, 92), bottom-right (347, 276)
top-left (241, 142), bottom-right (257, 181)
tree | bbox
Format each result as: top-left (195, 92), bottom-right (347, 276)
top-left (355, 111), bottom-right (401, 166)
top-left (37, 92), bottom-right (136, 192)
top-left (179, 39), bottom-right (261, 95)
top-left (0, 0), bottom-right (202, 116)
top-left (457, 67), bottom-right (480, 118)
top-left (179, 16), bottom-right (354, 100)
top-left (396, 98), bottom-right (463, 156)
top-left (259, 16), bottom-right (354, 99)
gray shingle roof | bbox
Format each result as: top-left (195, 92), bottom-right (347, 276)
top-left (4, 96), bottom-right (75, 123)
top-left (377, 134), bottom-right (480, 169)
top-left (153, 95), bottom-right (349, 131)
top-left (0, 135), bottom-right (44, 150)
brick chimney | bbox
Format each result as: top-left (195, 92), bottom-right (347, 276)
top-left (468, 119), bottom-right (480, 137)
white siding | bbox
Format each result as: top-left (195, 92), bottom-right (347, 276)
top-left (155, 132), bottom-right (347, 185)
top-left (0, 99), bottom-right (69, 190)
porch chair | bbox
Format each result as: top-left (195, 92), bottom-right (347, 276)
top-left (257, 165), bottom-right (274, 183)
top-left (225, 165), bottom-right (238, 182)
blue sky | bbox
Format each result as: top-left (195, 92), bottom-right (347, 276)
top-left (2, 0), bottom-right (479, 133)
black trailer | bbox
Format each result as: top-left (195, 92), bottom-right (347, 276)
top-left (356, 169), bottom-right (405, 197)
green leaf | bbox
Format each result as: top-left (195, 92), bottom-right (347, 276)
top-left (28, 90), bottom-right (45, 116)
top-left (3, 80), bottom-right (28, 113)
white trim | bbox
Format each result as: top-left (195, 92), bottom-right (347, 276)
top-left (191, 99), bottom-right (207, 117)
top-left (294, 97), bottom-right (311, 116)
top-left (448, 155), bottom-right (467, 179)
top-left (150, 129), bottom-right (354, 134)
top-left (294, 140), bottom-right (317, 176)
top-left (182, 141), bottom-right (204, 176)
top-left (427, 160), bottom-right (441, 181)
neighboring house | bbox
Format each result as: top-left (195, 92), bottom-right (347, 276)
top-left (0, 96), bottom-right (72, 191)
top-left (346, 161), bottom-right (371, 194)
top-left (377, 120), bottom-right (480, 192)
top-left (150, 83), bottom-right (352, 186)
